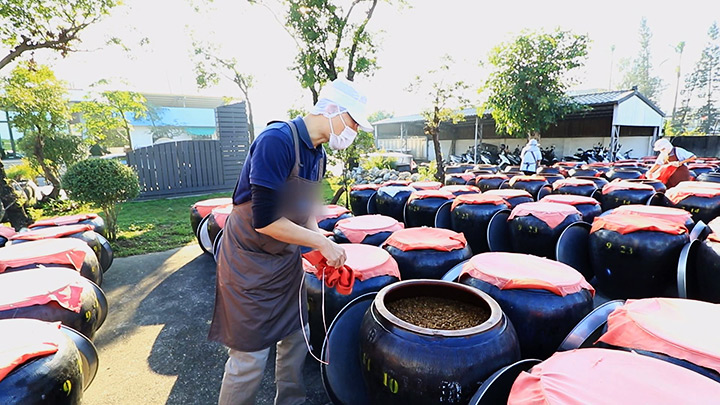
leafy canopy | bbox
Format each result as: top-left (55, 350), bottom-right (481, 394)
top-left (619, 17), bottom-right (664, 103)
top-left (72, 90), bottom-right (148, 149)
top-left (483, 29), bottom-right (588, 138)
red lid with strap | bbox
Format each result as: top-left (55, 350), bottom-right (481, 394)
top-left (540, 194), bottom-right (600, 206)
top-left (29, 213), bottom-right (99, 228)
top-left (508, 348), bottom-right (720, 405)
top-left (334, 215), bottom-right (404, 243)
top-left (211, 204), bottom-right (233, 229)
top-left (0, 238), bottom-right (90, 273)
top-left (0, 267), bottom-right (84, 312)
top-left (192, 197), bottom-right (233, 218)
top-left (439, 185), bottom-right (480, 195)
top-left (474, 173), bottom-right (509, 180)
top-left (509, 175), bottom-right (547, 186)
top-left (304, 244), bottom-right (400, 282)
top-left (383, 227), bottom-right (467, 252)
top-left (409, 181), bottom-right (442, 190)
top-left (351, 183), bottom-right (380, 191)
top-left (602, 180), bottom-right (655, 195)
top-left (0, 225), bottom-right (16, 239)
top-left (688, 163), bottom-right (718, 169)
top-left (0, 319), bottom-right (63, 382)
top-left (447, 173), bottom-right (475, 182)
top-left (451, 193), bottom-right (507, 211)
top-left (590, 214), bottom-right (688, 235)
top-left (709, 216), bottom-right (720, 233)
top-left (598, 298), bottom-right (720, 374)
top-left (461, 252), bottom-right (594, 296)
top-left (407, 189), bottom-right (454, 203)
top-left (9, 224), bottom-right (93, 241)
top-left (666, 185), bottom-right (720, 205)
top-left (675, 181), bottom-right (720, 190)
top-left (316, 205), bottom-right (351, 222)
top-left (508, 202), bottom-right (581, 229)
top-left (708, 232), bottom-right (720, 243)
top-left (551, 178), bottom-right (596, 190)
top-left (381, 180), bottom-right (411, 187)
top-left (484, 189), bottom-right (533, 199)
top-left (611, 205), bottom-right (692, 225)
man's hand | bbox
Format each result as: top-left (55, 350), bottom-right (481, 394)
top-left (318, 238), bottom-right (347, 268)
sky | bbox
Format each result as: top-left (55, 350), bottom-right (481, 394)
top-left (29, 0), bottom-right (720, 129)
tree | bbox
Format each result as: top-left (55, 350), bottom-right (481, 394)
top-left (619, 17), bottom-right (664, 103)
top-left (192, 41), bottom-right (256, 141)
top-left (408, 56), bottom-right (470, 182)
top-left (72, 91), bottom-right (148, 149)
top-left (0, 62), bottom-right (84, 199)
top-left (63, 158), bottom-right (139, 240)
top-left (251, 0), bottom-right (390, 103)
top-left (0, 0), bottom-right (119, 71)
top-left (482, 29), bottom-right (588, 139)
top-left (685, 22), bottom-right (720, 135)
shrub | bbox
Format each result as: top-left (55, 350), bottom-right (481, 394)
top-left (62, 158), bottom-right (140, 240)
top-left (417, 160), bottom-right (437, 181)
top-left (5, 159), bottom-right (41, 181)
top-left (361, 154), bottom-right (396, 171)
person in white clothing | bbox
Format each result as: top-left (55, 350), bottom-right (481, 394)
top-left (646, 138), bottom-right (696, 188)
top-left (520, 139), bottom-right (542, 174)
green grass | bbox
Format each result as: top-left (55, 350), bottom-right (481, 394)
top-left (28, 178), bottom-right (342, 258)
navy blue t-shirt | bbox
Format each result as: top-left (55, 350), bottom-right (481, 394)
top-left (233, 117), bottom-right (326, 204)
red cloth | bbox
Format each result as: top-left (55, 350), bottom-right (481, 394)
top-left (461, 252), bottom-right (594, 296)
top-left (602, 180), bottom-right (655, 195)
top-left (9, 224), bottom-right (93, 241)
top-left (351, 183), bottom-right (380, 191)
top-left (0, 267), bottom-right (84, 312)
top-left (383, 227), bottom-right (467, 252)
top-left (0, 238), bottom-right (90, 273)
top-left (508, 348), bottom-right (720, 404)
top-left (611, 205), bottom-right (692, 225)
top-left (508, 202), bottom-right (581, 229)
top-left (316, 205), bottom-right (351, 222)
top-left (647, 164), bottom-right (679, 184)
top-left (409, 181), bottom-right (442, 190)
top-left (551, 178), bottom-right (596, 190)
top-left (0, 225), bottom-right (16, 239)
top-left (474, 174), bottom-right (509, 180)
top-left (439, 185), bottom-right (480, 195)
top-left (303, 244), bottom-right (400, 282)
top-left (540, 194), bottom-right (599, 206)
top-left (407, 190), bottom-right (454, 203)
top-left (590, 214), bottom-right (687, 235)
top-left (509, 175), bottom-right (547, 187)
top-left (484, 189), bottom-right (532, 199)
top-left (381, 180), bottom-right (411, 187)
top-left (447, 173), bottom-right (475, 182)
top-left (302, 250), bottom-right (356, 295)
top-left (587, 162), bottom-right (611, 167)
top-left (709, 217), bottom-right (720, 233)
top-left (0, 319), bottom-right (62, 382)
top-left (29, 213), bottom-right (98, 228)
top-left (688, 163), bottom-right (718, 170)
top-left (666, 185), bottom-right (720, 205)
top-left (675, 181), bottom-right (720, 190)
top-left (335, 215), bottom-right (404, 243)
top-left (193, 197), bottom-right (233, 218)
top-left (211, 204), bottom-right (233, 229)
top-left (598, 298), bottom-right (720, 374)
top-left (708, 233), bottom-right (720, 243)
top-left (451, 193), bottom-right (507, 211)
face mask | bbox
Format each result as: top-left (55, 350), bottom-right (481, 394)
top-left (327, 113), bottom-right (357, 150)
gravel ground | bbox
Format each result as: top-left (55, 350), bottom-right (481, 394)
top-left (82, 245), bottom-right (330, 405)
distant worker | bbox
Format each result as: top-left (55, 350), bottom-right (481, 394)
top-left (520, 138), bottom-right (541, 175)
top-left (646, 138), bottom-right (696, 188)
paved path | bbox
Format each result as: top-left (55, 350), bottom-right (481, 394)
top-left (83, 245), bottom-right (329, 405)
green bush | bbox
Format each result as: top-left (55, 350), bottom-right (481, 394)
top-left (5, 159), bottom-right (41, 181)
top-left (62, 158), bottom-right (140, 240)
top-left (361, 154), bottom-right (396, 171)
top-left (417, 160), bottom-right (437, 181)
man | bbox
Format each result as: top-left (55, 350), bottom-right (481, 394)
top-left (520, 138), bottom-right (541, 175)
top-left (209, 78), bottom-right (373, 405)
top-left (646, 138), bottom-right (696, 188)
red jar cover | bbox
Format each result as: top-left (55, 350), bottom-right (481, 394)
top-left (451, 193), bottom-right (506, 211)
top-left (551, 178), bottom-right (596, 190)
top-left (192, 197), bottom-right (233, 218)
top-left (708, 232), bottom-right (720, 243)
top-left (351, 183), bottom-right (380, 191)
top-left (304, 244), bottom-right (400, 282)
top-left (334, 215), bottom-right (404, 243)
top-left (508, 348), bottom-right (720, 404)
top-left (383, 227), bottom-right (467, 252)
top-left (381, 180), bottom-right (411, 187)
top-left (447, 173), bottom-right (475, 182)
top-left (0, 225), bottom-right (16, 239)
top-left (666, 185), bottom-right (720, 205)
top-left (508, 202), bottom-right (581, 229)
top-left (484, 189), bottom-right (533, 199)
top-left (439, 185), bottom-right (480, 195)
top-left (540, 194), bottom-right (600, 206)
top-left (407, 189), bottom-right (454, 203)
top-left (509, 175), bottom-right (546, 186)
top-left (611, 205), bottom-right (692, 226)
top-left (316, 204), bottom-right (351, 222)
top-left (461, 252), bottom-right (594, 297)
top-left (675, 181), bottom-right (720, 190)
top-left (0, 268), bottom-right (84, 312)
top-left (0, 238), bottom-right (90, 273)
top-left (602, 180), bottom-right (655, 195)
top-left (0, 319), bottom-right (63, 382)
top-left (210, 204), bottom-right (233, 229)
top-left (29, 213), bottom-right (99, 228)
top-left (474, 173), bottom-right (509, 180)
top-left (590, 214), bottom-right (687, 235)
top-left (10, 224), bottom-right (93, 241)
top-left (409, 181), bottom-right (443, 190)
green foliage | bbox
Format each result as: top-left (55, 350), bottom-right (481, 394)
top-left (324, 128), bottom-right (376, 206)
top-left (361, 153), bottom-right (395, 170)
top-left (0, 0), bottom-right (119, 71)
top-left (17, 131), bottom-right (84, 175)
top-left (619, 17), bottom-right (664, 103)
top-left (368, 110), bottom-right (393, 123)
top-left (681, 22), bottom-right (720, 135)
top-left (4, 159), bottom-right (40, 181)
top-left (72, 90), bottom-right (148, 149)
top-left (417, 160), bottom-right (437, 181)
top-left (62, 158), bottom-right (140, 240)
top-left (482, 29), bottom-right (588, 139)
top-left (287, 107), bottom-right (308, 119)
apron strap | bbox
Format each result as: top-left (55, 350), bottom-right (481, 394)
top-left (286, 120), bottom-right (302, 178)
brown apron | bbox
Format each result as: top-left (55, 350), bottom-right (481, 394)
top-left (209, 121), bottom-right (324, 352)
top-left (666, 148), bottom-right (691, 188)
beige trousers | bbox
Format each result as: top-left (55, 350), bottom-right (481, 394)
top-left (217, 326), bottom-right (309, 405)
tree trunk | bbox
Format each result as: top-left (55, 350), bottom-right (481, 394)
top-left (246, 99), bottom-right (256, 143)
top-left (33, 134), bottom-right (61, 199)
top-left (432, 130), bottom-right (445, 183)
top-left (0, 160), bottom-right (32, 230)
